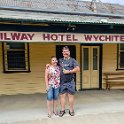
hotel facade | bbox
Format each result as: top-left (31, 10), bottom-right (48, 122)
top-left (0, 0), bottom-right (124, 95)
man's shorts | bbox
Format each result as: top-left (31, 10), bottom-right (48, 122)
top-left (47, 86), bottom-right (59, 101)
top-left (59, 79), bottom-right (76, 95)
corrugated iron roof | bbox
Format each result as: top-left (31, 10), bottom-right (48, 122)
top-left (0, 10), bottom-right (123, 25)
top-left (0, 0), bottom-right (124, 25)
top-left (0, 0), bottom-right (124, 15)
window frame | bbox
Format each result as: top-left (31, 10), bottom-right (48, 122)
top-left (117, 44), bottom-right (124, 70)
top-left (2, 42), bottom-right (30, 73)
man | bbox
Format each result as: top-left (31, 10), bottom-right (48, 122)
top-left (59, 46), bottom-right (80, 117)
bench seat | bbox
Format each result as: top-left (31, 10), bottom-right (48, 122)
top-left (103, 72), bottom-right (124, 90)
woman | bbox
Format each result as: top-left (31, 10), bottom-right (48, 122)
top-left (45, 56), bottom-right (60, 118)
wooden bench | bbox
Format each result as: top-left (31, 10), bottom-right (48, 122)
top-left (103, 72), bottom-right (124, 90)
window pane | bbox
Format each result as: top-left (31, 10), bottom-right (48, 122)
top-left (120, 44), bottom-right (124, 50)
top-left (3, 42), bottom-right (29, 72)
top-left (7, 43), bottom-right (25, 49)
top-left (120, 52), bottom-right (124, 68)
top-left (93, 48), bottom-right (98, 70)
top-left (83, 48), bottom-right (89, 70)
top-left (7, 51), bottom-right (26, 70)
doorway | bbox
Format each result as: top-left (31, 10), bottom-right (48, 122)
top-left (56, 45), bottom-right (77, 90)
top-left (81, 45), bottom-right (102, 89)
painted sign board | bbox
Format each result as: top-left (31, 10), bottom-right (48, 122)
top-left (0, 32), bottom-right (124, 43)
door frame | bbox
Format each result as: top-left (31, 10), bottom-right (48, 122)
top-left (80, 44), bottom-right (103, 90)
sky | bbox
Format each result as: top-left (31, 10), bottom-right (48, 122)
top-left (81, 0), bottom-right (124, 5)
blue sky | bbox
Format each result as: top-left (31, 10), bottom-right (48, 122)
top-left (81, 0), bottom-right (124, 5)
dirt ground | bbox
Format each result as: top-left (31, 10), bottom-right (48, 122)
top-left (8, 112), bottom-right (124, 124)
top-left (0, 90), bottom-right (124, 124)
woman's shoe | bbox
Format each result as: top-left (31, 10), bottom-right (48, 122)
top-left (53, 111), bottom-right (58, 116)
top-left (48, 114), bottom-right (52, 118)
top-left (69, 110), bottom-right (75, 116)
top-left (59, 110), bottom-right (66, 117)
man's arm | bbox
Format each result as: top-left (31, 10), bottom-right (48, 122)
top-left (69, 66), bottom-right (80, 74)
top-left (46, 64), bottom-right (50, 69)
top-left (63, 58), bottom-right (80, 74)
top-left (63, 66), bottom-right (80, 74)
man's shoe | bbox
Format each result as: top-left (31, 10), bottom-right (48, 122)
top-left (59, 110), bottom-right (66, 117)
top-left (69, 110), bottom-right (75, 116)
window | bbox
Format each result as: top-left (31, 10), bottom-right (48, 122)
top-left (117, 44), bottom-right (124, 69)
top-left (93, 48), bottom-right (98, 70)
top-left (83, 48), bottom-right (89, 70)
top-left (2, 42), bottom-right (30, 72)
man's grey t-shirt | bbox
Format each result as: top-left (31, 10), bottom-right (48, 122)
top-left (59, 57), bottom-right (78, 84)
